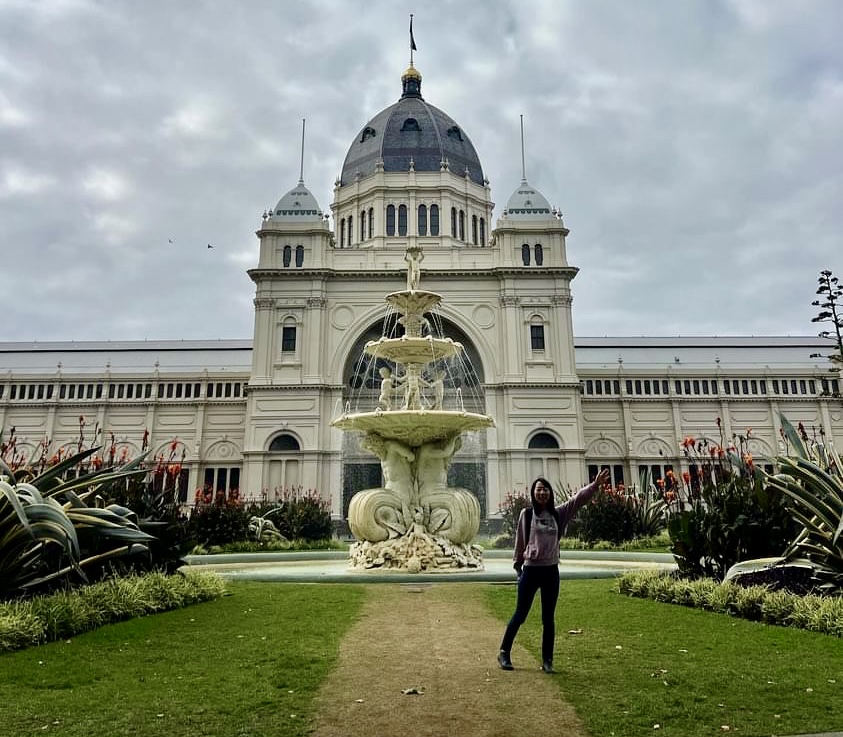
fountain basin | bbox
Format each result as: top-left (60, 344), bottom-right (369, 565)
top-left (364, 335), bottom-right (462, 363)
top-left (333, 409), bottom-right (494, 446)
top-left (385, 289), bottom-right (442, 315)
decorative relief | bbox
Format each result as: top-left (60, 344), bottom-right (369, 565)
top-left (471, 304), bottom-right (495, 329)
top-left (728, 410), bottom-right (773, 424)
top-left (634, 436), bottom-right (674, 457)
top-left (104, 414), bottom-right (147, 427)
top-left (253, 298), bottom-right (275, 309)
top-left (550, 295), bottom-right (572, 306)
top-left (255, 399), bottom-right (315, 412)
top-left (500, 295), bottom-right (520, 307)
top-left (746, 437), bottom-right (773, 457)
top-left (632, 411), bottom-right (670, 422)
top-left (156, 414), bottom-right (196, 427)
top-left (512, 397), bottom-right (571, 410)
top-left (206, 439), bottom-right (241, 460)
top-left (586, 436), bottom-right (624, 456)
top-left (583, 411), bottom-right (621, 424)
top-left (332, 305), bottom-right (354, 329)
top-left (306, 297), bottom-right (327, 308)
top-left (205, 412), bottom-right (245, 426)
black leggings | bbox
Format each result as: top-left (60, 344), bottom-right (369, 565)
top-left (499, 564), bottom-right (560, 662)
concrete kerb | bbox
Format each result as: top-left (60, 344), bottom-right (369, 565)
top-left (181, 549), bottom-right (677, 584)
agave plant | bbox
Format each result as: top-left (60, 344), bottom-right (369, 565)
top-left (0, 448), bottom-right (154, 598)
top-left (765, 416), bottom-right (843, 595)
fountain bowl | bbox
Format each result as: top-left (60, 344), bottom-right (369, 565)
top-left (332, 409), bottom-right (495, 446)
top-left (364, 335), bottom-right (462, 363)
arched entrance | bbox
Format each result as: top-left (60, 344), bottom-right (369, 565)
top-left (338, 317), bottom-right (489, 518)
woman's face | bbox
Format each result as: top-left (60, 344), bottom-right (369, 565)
top-left (533, 480), bottom-right (551, 505)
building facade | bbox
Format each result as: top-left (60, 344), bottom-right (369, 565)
top-left (2, 65), bottom-right (840, 522)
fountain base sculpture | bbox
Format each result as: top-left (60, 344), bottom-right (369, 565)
top-left (333, 247), bottom-right (494, 573)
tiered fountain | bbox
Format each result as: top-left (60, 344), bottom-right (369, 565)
top-left (332, 246), bottom-right (495, 572)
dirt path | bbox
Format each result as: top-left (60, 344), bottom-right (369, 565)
top-left (309, 583), bottom-right (589, 737)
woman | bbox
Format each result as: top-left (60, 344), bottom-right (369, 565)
top-left (497, 468), bottom-right (611, 674)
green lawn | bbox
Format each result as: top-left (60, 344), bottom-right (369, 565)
top-left (486, 579), bottom-right (843, 737)
top-left (0, 583), bottom-right (365, 737)
top-left (2, 579), bottom-right (840, 737)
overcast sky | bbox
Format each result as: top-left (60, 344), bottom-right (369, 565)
top-left (1, 0), bottom-right (840, 344)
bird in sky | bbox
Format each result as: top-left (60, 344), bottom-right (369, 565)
top-left (168, 238), bottom-right (174, 243)
top-left (207, 243), bottom-right (214, 249)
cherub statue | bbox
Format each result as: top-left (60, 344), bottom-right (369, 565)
top-left (377, 367), bottom-right (398, 410)
top-left (405, 246), bottom-right (424, 291)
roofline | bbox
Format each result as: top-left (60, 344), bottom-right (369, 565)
top-left (0, 339), bottom-right (253, 353)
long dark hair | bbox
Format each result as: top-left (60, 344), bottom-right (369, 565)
top-left (530, 477), bottom-right (560, 528)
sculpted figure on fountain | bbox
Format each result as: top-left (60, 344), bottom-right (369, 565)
top-left (404, 245), bottom-right (424, 291)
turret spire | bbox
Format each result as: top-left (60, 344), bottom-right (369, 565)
top-left (299, 118), bottom-right (306, 184)
top-left (520, 114), bottom-right (527, 183)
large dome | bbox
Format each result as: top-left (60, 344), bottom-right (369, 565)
top-left (340, 67), bottom-right (485, 186)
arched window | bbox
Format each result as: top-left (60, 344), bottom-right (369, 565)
top-left (295, 245), bottom-right (304, 267)
top-left (527, 431), bottom-right (562, 480)
top-left (347, 215), bottom-right (353, 246)
top-left (528, 432), bottom-right (560, 449)
top-left (459, 210), bottom-right (465, 241)
top-left (386, 205), bottom-right (395, 236)
top-left (530, 324), bottom-right (545, 351)
top-left (479, 217), bottom-right (486, 245)
top-left (451, 207), bottom-right (457, 237)
top-left (268, 433), bottom-right (301, 490)
top-left (401, 118), bottom-right (420, 131)
top-left (418, 204), bottom-right (427, 236)
top-left (360, 210), bottom-right (366, 241)
top-left (368, 208), bottom-right (374, 238)
top-left (535, 243), bottom-right (543, 265)
top-left (471, 215), bottom-right (478, 245)
top-left (521, 243), bottom-right (530, 265)
top-left (281, 324), bottom-right (297, 352)
top-left (340, 218), bottom-right (346, 248)
top-left (282, 245), bottom-right (292, 267)
top-left (430, 204), bottom-right (439, 235)
top-left (398, 204), bottom-right (408, 236)
top-left (269, 434), bottom-right (301, 452)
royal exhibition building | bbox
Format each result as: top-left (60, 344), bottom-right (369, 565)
top-left (2, 63), bottom-right (840, 528)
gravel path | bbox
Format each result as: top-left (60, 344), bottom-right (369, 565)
top-left (309, 583), bottom-right (589, 737)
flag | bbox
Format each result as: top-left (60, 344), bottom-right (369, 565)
top-left (410, 15), bottom-right (417, 51)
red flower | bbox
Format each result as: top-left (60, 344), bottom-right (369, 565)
top-left (682, 471), bottom-right (691, 484)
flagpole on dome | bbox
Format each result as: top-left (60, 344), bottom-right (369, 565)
top-left (299, 118), bottom-right (306, 185)
top-left (409, 13), bottom-right (417, 66)
top-left (520, 114), bottom-right (527, 183)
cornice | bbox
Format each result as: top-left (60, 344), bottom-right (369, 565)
top-left (248, 266), bottom-right (579, 280)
